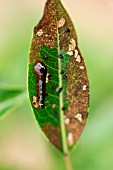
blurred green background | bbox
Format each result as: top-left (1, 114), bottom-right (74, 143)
top-left (0, 0), bottom-right (113, 170)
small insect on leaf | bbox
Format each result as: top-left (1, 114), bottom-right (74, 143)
top-left (33, 62), bottom-right (47, 109)
top-left (28, 0), bottom-right (90, 154)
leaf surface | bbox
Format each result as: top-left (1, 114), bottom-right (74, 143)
top-left (0, 87), bottom-right (27, 120)
top-left (28, 0), bottom-right (89, 154)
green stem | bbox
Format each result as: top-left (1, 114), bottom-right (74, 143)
top-left (65, 154), bottom-right (73, 170)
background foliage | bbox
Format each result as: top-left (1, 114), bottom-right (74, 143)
top-left (0, 0), bottom-right (113, 170)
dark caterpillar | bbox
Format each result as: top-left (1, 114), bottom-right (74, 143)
top-left (33, 61), bottom-right (47, 109)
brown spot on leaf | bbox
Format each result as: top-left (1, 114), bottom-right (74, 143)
top-left (42, 123), bottom-right (61, 150)
top-left (52, 104), bottom-right (56, 108)
top-left (55, 0), bottom-right (77, 52)
top-left (69, 59), bottom-right (88, 142)
top-left (29, 0), bottom-right (57, 64)
top-left (55, 0), bottom-right (89, 145)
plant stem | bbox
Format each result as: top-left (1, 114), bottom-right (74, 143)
top-left (65, 154), bottom-right (73, 170)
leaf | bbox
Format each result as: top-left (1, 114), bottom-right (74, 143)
top-left (0, 86), bottom-right (24, 103)
top-left (0, 86), bottom-right (27, 120)
top-left (28, 0), bottom-right (89, 154)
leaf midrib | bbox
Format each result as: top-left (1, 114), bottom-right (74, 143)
top-left (55, 4), bottom-right (68, 154)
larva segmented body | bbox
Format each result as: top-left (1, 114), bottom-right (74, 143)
top-left (33, 61), bottom-right (47, 109)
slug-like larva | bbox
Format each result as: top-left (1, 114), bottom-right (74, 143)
top-left (33, 61), bottom-right (47, 109)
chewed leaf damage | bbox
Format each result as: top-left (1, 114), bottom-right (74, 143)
top-left (28, 0), bottom-right (89, 153)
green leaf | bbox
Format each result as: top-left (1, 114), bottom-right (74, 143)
top-left (0, 86), bottom-right (27, 120)
top-left (0, 86), bottom-right (25, 103)
top-left (28, 0), bottom-right (89, 154)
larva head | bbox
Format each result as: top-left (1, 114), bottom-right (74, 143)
top-left (34, 61), bottom-right (47, 78)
